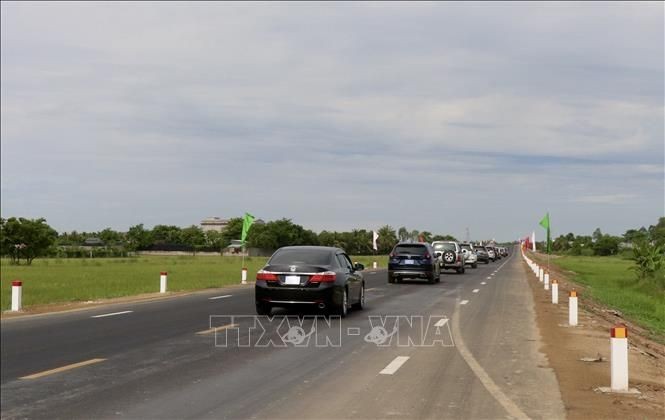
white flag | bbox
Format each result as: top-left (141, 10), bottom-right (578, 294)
top-left (372, 230), bottom-right (379, 251)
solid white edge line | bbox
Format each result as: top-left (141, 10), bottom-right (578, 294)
top-left (472, 289), bottom-right (479, 293)
top-left (208, 295), bottom-right (233, 300)
top-left (380, 356), bottom-right (410, 375)
top-left (434, 318), bottom-right (449, 327)
top-left (91, 310), bottom-right (133, 318)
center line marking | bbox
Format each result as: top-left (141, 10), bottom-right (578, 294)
top-left (472, 289), bottom-right (479, 293)
top-left (196, 323), bottom-right (239, 335)
top-left (487, 276), bottom-right (492, 279)
top-left (91, 310), bottom-right (133, 318)
top-left (481, 282), bottom-right (487, 285)
top-left (20, 358), bottom-right (106, 379)
top-left (208, 295), bottom-right (232, 300)
top-left (380, 356), bottom-right (410, 375)
top-left (460, 300), bottom-right (469, 305)
top-left (434, 318), bottom-right (449, 327)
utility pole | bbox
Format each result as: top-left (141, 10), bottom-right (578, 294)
top-left (465, 227), bottom-right (470, 243)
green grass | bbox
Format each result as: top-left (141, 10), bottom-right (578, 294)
top-left (0, 255), bottom-right (389, 311)
top-left (0, 256), bottom-right (269, 311)
top-left (549, 255), bottom-right (665, 339)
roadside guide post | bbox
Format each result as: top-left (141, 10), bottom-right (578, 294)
top-left (544, 272), bottom-right (550, 290)
top-left (373, 261), bottom-right (377, 269)
top-left (610, 325), bottom-right (629, 391)
top-left (241, 267), bottom-right (248, 285)
top-left (160, 272), bottom-right (167, 293)
top-left (539, 267), bottom-right (544, 283)
top-left (569, 289), bottom-right (578, 326)
top-left (552, 279), bottom-right (558, 304)
top-left (11, 280), bottom-right (22, 311)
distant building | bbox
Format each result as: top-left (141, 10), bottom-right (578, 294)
top-left (82, 237), bottom-right (105, 247)
top-left (200, 217), bottom-right (229, 233)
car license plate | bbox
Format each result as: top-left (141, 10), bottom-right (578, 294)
top-left (404, 259), bottom-right (415, 265)
top-left (284, 275), bottom-right (301, 285)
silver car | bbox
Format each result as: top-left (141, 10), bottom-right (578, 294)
top-left (459, 243), bottom-right (478, 268)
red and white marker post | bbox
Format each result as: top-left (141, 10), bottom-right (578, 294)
top-left (569, 290), bottom-right (578, 326)
top-left (160, 272), bottom-right (167, 294)
top-left (539, 267), bottom-right (544, 283)
top-left (551, 279), bottom-right (558, 304)
top-left (610, 324), bottom-right (629, 392)
top-left (241, 267), bottom-right (248, 285)
top-left (11, 280), bottom-right (22, 311)
top-left (544, 272), bottom-right (550, 290)
top-left (373, 261), bottom-right (377, 269)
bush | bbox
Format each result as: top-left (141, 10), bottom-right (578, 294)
top-left (630, 241), bottom-right (664, 283)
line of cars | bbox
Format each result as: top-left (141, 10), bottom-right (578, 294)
top-left (254, 243), bottom-right (509, 317)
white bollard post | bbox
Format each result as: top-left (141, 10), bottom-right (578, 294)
top-left (539, 268), bottom-right (544, 283)
top-left (160, 272), bottom-right (167, 293)
top-left (11, 280), bottom-right (22, 311)
top-left (552, 279), bottom-right (558, 304)
top-left (373, 261), bottom-right (377, 269)
top-left (569, 290), bottom-right (578, 326)
top-left (610, 325), bottom-right (629, 391)
top-left (544, 273), bottom-right (550, 290)
top-left (241, 267), bottom-right (248, 285)
top-left (535, 265), bottom-right (540, 277)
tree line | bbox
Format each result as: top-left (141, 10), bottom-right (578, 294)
top-left (0, 216), bottom-right (459, 264)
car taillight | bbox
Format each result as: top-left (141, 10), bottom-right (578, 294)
top-left (390, 252), bottom-right (397, 258)
top-left (256, 270), bottom-right (278, 281)
top-left (309, 271), bottom-right (337, 283)
top-left (457, 255), bottom-right (461, 262)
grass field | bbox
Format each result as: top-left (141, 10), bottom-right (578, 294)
top-left (548, 255), bottom-right (665, 338)
top-left (0, 255), bottom-right (389, 311)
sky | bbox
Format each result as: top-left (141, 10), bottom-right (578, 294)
top-left (1, 1), bottom-right (663, 242)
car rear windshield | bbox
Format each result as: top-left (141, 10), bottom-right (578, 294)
top-left (433, 243), bottom-right (456, 251)
top-left (393, 245), bottom-right (428, 255)
top-left (475, 246), bottom-right (486, 251)
top-left (460, 244), bottom-right (472, 251)
top-left (269, 249), bottom-right (333, 266)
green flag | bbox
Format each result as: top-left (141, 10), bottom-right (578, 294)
top-left (241, 213), bottom-right (255, 244)
top-left (539, 213), bottom-right (552, 253)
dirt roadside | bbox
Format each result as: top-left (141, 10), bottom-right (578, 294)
top-left (523, 255), bottom-right (664, 419)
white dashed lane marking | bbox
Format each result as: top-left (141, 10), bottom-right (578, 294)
top-left (460, 300), bottom-right (469, 305)
top-left (208, 295), bottom-right (232, 300)
top-left (91, 311), bottom-right (133, 318)
top-left (472, 289), bottom-right (479, 293)
top-left (434, 318), bottom-right (449, 327)
top-left (481, 282), bottom-right (486, 285)
top-left (380, 356), bottom-right (410, 375)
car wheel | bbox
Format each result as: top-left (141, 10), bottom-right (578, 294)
top-left (352, 283), bottom-right (365, 310)
top-left (472, 263), bottom-right (478, 269)
top-left (336, 288), bottom-right (348, 317)
top-left (388, 274), bottom-right (395, 284)
top-left (256, 302), bottom-right (271, 316)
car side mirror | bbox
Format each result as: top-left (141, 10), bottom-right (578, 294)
top-left (354, 263), bottom-right (364, 271)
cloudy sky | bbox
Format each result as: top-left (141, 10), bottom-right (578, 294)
top-left (1, 2), bottom-right (663, 241)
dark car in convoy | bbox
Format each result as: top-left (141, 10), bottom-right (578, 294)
top-left (474, 245), bottom-right (490, 264)
top-left (254, 246), bottom-right (364, 317)
top-left (388, 242), bottom-right (440, 284)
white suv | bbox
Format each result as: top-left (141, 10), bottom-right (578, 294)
top-left (459, 243), bottom-right (478, 269)
top-left (432, 241), bottom-right (465, 274)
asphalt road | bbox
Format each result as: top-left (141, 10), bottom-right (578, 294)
top-left (1, 248), bottom-right (565, 419)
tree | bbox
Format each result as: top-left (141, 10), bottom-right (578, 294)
top-left (180, 225), bottom-right (206, 254)
top-left (152, 225), bottom-right (182, 244)
top-left (432, 234), bottom-right (457, 242)
top-left (593, 234), bottom-right (620, 256)
top-left (649, 217), bottom-right (665, 247)
top-left (204, 230), bottom-right (225, 251)
top-left (397, 227), bottom-right (409, 241)
top-left (99, 228), bottom-right (123, 245)
top-left (0, 217), bottom-right (57, 265)
top-left (221, 217), bottom-right (244, 246)
top-left (629, 240), bottom-right (664, 282)
top-left (592, 228), bottom-right (603, 243)
top-left (126, 224), bottom-right (153, 251)
top-left (377, 225), bottom-right (398, 254)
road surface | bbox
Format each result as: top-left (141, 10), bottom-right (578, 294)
top-left (1, 249), bottom-right (565, 419)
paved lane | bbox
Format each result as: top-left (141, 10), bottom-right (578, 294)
top-left (1, 249), bottom-right (565, 419)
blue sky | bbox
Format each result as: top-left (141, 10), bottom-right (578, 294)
top-left (1, 2), bottom-right (663, 241)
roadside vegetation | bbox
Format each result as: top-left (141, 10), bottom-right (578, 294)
top-left (534, 217), bottom-right (665, 339)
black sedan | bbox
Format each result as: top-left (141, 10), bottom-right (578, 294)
top-left (255, 246), bottom-right (365, 317)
